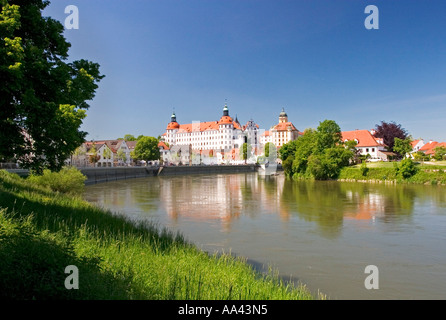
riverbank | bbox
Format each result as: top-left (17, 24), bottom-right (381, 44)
top-left (0, 170), bottom-right (314, 300)
top-left (338, 162), bottom-right (446, 185)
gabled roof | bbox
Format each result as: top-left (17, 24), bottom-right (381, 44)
top-left (419, 141), bottom-right (439, 152)
top-left (158, 141), bottom-right (170, 150)
top-left (341, 130), bottom-right (381, 147)
top-left (423, 142), bottom-right (446, 155)
top-left (411, 139), bottom-right (421, 148)
top-left (271, 122), bottom-right (298, 132)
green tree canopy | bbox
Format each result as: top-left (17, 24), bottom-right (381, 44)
top-left (123, 134), bottom-right (137, 141)
top-left (0, 0), bottom-right (104, 172)
top-left (131, 136), bottom-right (160, 162)
top-left (241, 142), bottom-right (252, 162)
top-left (286, 121), bottom-right (354, 180)
top-left (264, 142), bottom-right (276, 159)
top-left (393, 137), bottom-right (413, 159)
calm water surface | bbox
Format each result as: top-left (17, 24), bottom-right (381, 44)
top-left (84, 172), bottom-right (446, 299)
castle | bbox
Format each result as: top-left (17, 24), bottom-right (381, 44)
top-left (159, 104), bottom-right (301, 165)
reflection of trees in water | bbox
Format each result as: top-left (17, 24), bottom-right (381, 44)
top-left (279, 179), bottom-right (429, 238)
top-left (280, 180), bottom-right (346, 239)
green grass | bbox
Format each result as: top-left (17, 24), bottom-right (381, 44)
top-left (0, 170), bottom-right (314, 300)
top-left (339, 162), bottom-right (446, 185)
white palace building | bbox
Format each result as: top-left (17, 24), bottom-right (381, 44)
top-left (159, 104), bottom-right (302, 165)
top-left (160, 104), bottom-right (261, 164)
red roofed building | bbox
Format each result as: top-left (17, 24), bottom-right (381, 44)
top-left (161, 104), bottom-right (260, 164)
top-left (420, 141), bottom-right (446, 156)
top-left (260, 108), bottom-right (302, 148)
top-left (342, 129), bottom-right (394, 161)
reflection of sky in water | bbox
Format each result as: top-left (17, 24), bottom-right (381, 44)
top-left (84, 173), bottom-right (446, 300)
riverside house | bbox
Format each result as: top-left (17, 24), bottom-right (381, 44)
top-left (341, 129), bottom-right (395, 161)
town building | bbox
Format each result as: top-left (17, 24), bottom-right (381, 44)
top-left (160, 104), bottom-right (260, 165)
top-left (68, 140), bottom-right (132, 167)
top-left (419, 141), bottom-right (446, 157)
top-left (260, 108), bottom-right (302, 148)
top-left (341, 129), bottom-right (395, 161)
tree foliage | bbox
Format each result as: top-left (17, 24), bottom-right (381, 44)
top-left (433, 146), bottom-right (446, 161)
top-left (264, 142), bottom-right (276, 159)
top-left (282, 120), bottom-right (354, 180)
top-left (131, 136), bottom-right (160, 162)
top-left (374, 121), bottom-right (409, 152)
top-left (393, 137), bottom-right (413, 158)
top-left (0, 0), bottom-right (104, 172)
top-left (241, 143), bottom-right (252, 162)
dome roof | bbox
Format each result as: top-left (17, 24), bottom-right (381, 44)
top-left (167, 121), bottom-right (180, 130)
top-left (279, 108), bottom-right (287, 117)
top-left (218, 115), bottom-right (233, 125)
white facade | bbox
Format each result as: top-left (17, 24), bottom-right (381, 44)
top-left (162, 105), bottom-right (260, 164)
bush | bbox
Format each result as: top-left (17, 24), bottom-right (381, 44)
top-left (27, 166), bottom-right (86, 194)
top-left (360, 162), bottom-right (369, 177)
top-left (397, 158), bottom-right (418, 179)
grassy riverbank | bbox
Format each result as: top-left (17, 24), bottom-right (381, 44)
top-left (338, 161), bottom-right (446, 185)
top-left (0, 170), bottom-right (314, 300)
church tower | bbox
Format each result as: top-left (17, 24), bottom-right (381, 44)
top-left (279, 108), bottom-right (288, 123)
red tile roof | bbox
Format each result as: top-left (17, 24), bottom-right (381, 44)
top-left (419, 141), bottom-right (438, 152)
top-left (341, 130), bottom-right (381, 147)
top-left (158, 141), bottom-right (170, 150)
top-left (422, 142), bottom-right (446, 155)
top-left (271, 122), bottom-right (298, 132)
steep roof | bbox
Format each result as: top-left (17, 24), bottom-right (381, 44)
top-left (423, 142), bottom-right (446, 155)
top-left (271, 122), bottom-right (298, 132)
top-left (419, 141), bottom-right (438, 152)
top-left (341, 130), bottom-right (381, 147)
top-left (158, 141), bottom-right (170, 150)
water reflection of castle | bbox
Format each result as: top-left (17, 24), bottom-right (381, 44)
top-left (160, 174), bottom-right (292, 231)
top-left (160, 175), bottom-right (392, 232)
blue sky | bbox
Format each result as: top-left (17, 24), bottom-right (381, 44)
top-left (43, 0), bottom-right (446, 142)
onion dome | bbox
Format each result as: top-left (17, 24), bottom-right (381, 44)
top-left (167, 111), bottom-right (180, 130)
top-left (279, 107), bottom-right (287, 118)
top-left (219, 103), bottom-right (233, 125)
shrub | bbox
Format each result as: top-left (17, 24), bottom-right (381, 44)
top-left (360, 162), bottom-right (369, 177)
top-left (397, 158), bottom-right (418, 179)
top-left (27, 166), bottom-right (86, 194)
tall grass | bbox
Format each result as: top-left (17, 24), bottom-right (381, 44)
top-left (0, 170), bottom-right (314, 300)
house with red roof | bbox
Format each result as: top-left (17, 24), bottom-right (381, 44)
top-left (341, 129), bottom-right (395, 161)
top-left (419, 141), bottom-right (446, 157)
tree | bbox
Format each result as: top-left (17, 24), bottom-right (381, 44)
top-left (315, 120), bottom-right (342, 152)
top-left (88, 143), bottom-right (100, 166)
top-left (264, 142), bottom-right (276, 159)
top-left (374, 121), bottom-right (409, 152)
top-left (117, 149), bottom-right (127, 164)
top-left (287, 122), bottom-right (354, 180)
top-left (0, 0), bottom-right (104, 172)
top-left (123, 134), bottom-right (137, 141)
top-left (279, 139), bottom-right (298, 161)
top-left (393, 137), bottom-right (413, 159)
top-left (433, 146), bottom-right (446, 161)
top-left (241, 143), bottom-right (252, 163)
top-left (131, 136), bottom-right (160, 163)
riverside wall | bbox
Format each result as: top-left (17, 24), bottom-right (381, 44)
top-left (6, 164), bottom-right (282, 185)
top-left (158, 164), bottom-right (257, 176)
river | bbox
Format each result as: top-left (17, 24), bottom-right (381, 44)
top-left (84, 172), bottom-right (446, 300)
